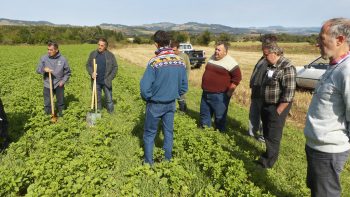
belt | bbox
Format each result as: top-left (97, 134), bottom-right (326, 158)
top-left (148, 100), bottom-right (174, 104)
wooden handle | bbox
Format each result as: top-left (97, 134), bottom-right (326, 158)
top-left (94, 77), bottom-right (97, 113)
top-left (91, 81), bottom-right (95, 110)
top-left (93, 59), bottom-right (98, 112)
top-left (49, 72), bottom-right (55, 115)
top-left (93, 58), bottom-right (97, 73)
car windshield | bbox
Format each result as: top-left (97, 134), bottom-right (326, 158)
top-left (180, 45), bottom-right (191, 50)
top-left (309, 57), bottom-right (329, 70)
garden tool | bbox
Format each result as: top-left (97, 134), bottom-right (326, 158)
top-left (49, 72), bottom-right (58, 123)
top-left (86, 59), bottom-right (101, 126)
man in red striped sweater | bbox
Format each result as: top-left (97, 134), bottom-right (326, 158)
top-left (200, 42), bottom-right (242, 132)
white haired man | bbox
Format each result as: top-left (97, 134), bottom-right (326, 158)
top-left (304, 18), bottom-right (350, 197)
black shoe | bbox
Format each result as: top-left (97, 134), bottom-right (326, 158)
top-left (0, 140), bottom-right (9, 152)
top-left (178, 101), bottom-right (187, 113)
top-left (253, 160), bottom-right (266, 168)
top-left (255, 135), bottom-right (265, 143)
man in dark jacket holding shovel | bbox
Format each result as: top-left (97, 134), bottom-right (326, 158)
top-left (86, 38), bottom-right (118, 113)
top-left (36, 41), bottom-right (71, 117)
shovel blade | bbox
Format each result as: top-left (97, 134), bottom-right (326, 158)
top-left (50, 114), bottom-right (58, 123)
top-left (86, 112), bottom-right (101, 126)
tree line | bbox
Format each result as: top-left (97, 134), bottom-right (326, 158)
top-left (0, 25), bottom-right (124, 45)
top-left (135, 30), bottom-right (318, 46)
top-left (0, 25), bottom-right (318, 46)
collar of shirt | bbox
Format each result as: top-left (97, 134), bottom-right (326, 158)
top-left (329, 51), bottom-right (350, 65)
top-left (154, 47), bottom-right (174, 56)
top-left (49, 51), bottom-right (61, 59)
top-left (268, 56), bottom-right (284, 69)
top-left (98, 50), bottom-right (105, 55)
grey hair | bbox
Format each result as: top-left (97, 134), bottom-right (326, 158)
top-left (216, 41), bottom-right (229, 52)
top-left (47, 41), bottom-right (59, 49)
top-left (260, 34), bottom-right (278, 44)
top-left (324, 18), bottom-right (350, 45)
top-left (262, 42), bottom-right (283, 56)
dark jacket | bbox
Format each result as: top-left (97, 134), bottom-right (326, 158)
top-left (86, 50), bottom-right (118, 88)
top-left (0, 98), bottom-right (8, 142)
top-left (36, 52), bottom-right (71, 89)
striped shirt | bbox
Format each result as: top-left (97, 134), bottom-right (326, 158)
top-left (262, 56), bottom-right (296, 104)
top-left (201, 55), bottom-right (242, 93)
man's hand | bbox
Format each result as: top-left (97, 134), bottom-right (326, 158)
top-left (59, 81), bottom-right (64, 87)
top-left (276, 102), bottom-right (289, 115)
top-left (226, 83), bottom-right (237, 97)
top-left (92, 72), bottom-right (97, 79)
top-left (226, 89), bottom-right (235, 97)
top-left (44, 67), bottom-right (53, 73)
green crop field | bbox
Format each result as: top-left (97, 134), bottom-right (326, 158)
top-left (0, 45), bottom-right (349, 196)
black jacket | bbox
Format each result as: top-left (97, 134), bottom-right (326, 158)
top-left (86, 50), bottom-right (118, 88)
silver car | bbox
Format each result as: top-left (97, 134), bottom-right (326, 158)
top-left (295, 57), bottom-right (329, 89)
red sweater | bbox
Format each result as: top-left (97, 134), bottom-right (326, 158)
top-left (201, 55), bottom-right (242, 93)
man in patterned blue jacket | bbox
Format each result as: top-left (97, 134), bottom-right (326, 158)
top-left (140, 30), bottom-right (188, 165)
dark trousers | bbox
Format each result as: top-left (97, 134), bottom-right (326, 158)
top-left (306, 145), bottom-right (350, 197)
top-left (0, 98), bottom-right (8, 150)
top-left (248, 98), bottom-right (263, 137)
top-left (259, 103), bottom-right (291, 168)
top-left (44, 86), bottom-right (64, 114)
top-left (96, 83), bottom-right (114, 113)
top-left (177, 94), bottom-right (187, 112)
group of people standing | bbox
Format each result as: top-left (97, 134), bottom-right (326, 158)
top-left (139, 18), bottom-right (350, 197)
top-left (249, 18), bottom-right (350, 197)
top-left (0, 17), bottom-right (349, 196)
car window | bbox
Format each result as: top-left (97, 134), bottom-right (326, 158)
top-left (309, 57), bottom-right (329, 70)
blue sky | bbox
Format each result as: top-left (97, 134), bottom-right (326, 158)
top-left (1, 0), bottom-right (349, 27)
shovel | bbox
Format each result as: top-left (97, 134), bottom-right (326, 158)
top-left (49, 72), bottom-right (58, 123)
top-left (86, 59), bottom-right (101, 126)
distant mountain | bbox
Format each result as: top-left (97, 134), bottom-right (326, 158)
top-left (253, 26), bottom-right (320, 35)
top-left (100, 23), bottom-right (154, 35)
top-left (0, 18), bottom-right (320, 35)
top-left (101, 22), bottom-right (319, 35)
top-left (0, 18), bottom-right (55, 26)
top-left (0, 18), bottom-right (72, 27)
top-left (117, 22), bottom-right (252, 34)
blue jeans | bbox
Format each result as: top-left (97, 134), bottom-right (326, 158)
top-left (143, 101), bottom-right (176, 164)
top-left (96, 83), bottom-right (114, 113)
top-left (199, 91), bottom-right (230, 132)
top-left (306, 145), bottom-right (350, 197)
